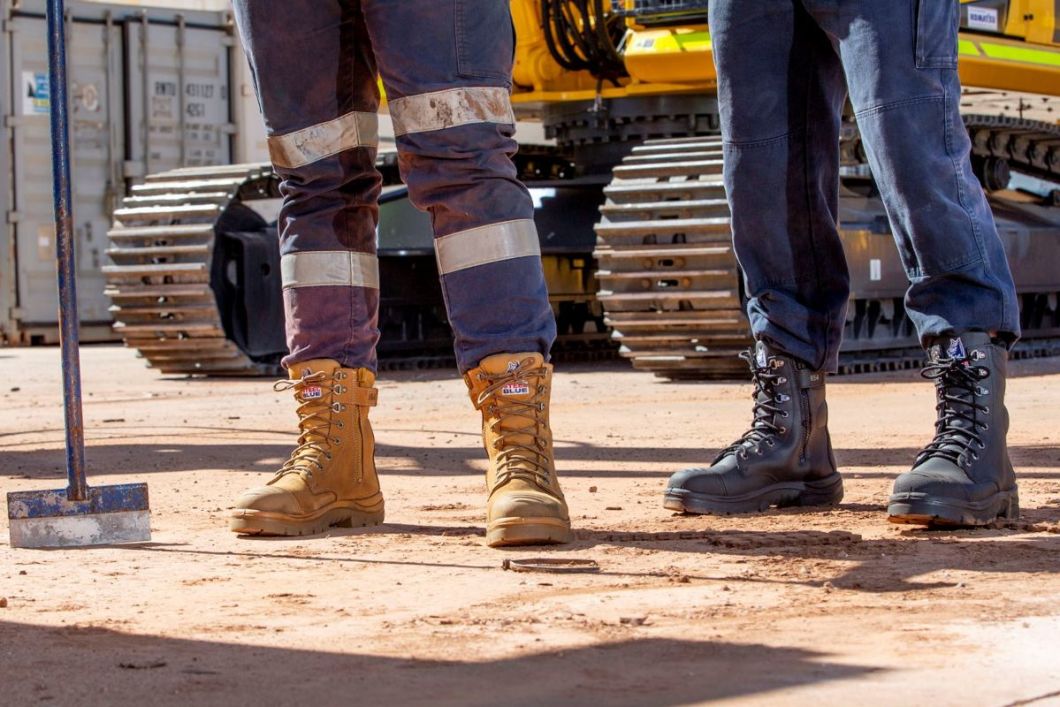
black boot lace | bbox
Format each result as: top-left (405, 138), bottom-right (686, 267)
top-left (915, 354), bottom-right (990, 469)
top-left (716, 350), bottom-right (789, 463)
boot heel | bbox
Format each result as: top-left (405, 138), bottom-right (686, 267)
top-left (1002, 491), bottom-right (1020, 520)
top-left (797, 472), bottom-right (844, 507)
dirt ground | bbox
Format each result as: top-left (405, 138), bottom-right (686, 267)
top-left (0, 344), bottom-right (1058, 706)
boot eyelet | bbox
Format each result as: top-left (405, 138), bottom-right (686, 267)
top-left (336, 421), bottom-right (345, 429)
top-left (781, 411), bottom-right (789, 418)
top-left (980, 422), bottom-right (989, 431)
top-left (977, 441), bottom-right (985, 449)
top-left (766, 439), bottom-right (776, 447)
top-left (537, 403), bottom-right (545, 411)
top-left (738, 451), bottom-right (748, 460)
top-left (778, 378), bottom-right (787, 384)
top-left (982, 406), bottom-right (990, 414)
top-left (778, 426), bottom-right (787, 434)
top-left (477, 373), bottom-right (486, 381)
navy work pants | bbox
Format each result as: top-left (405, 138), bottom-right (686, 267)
top-left (232, 1), bottom-right (556, 373)
top-left (709, 0), bottom-right (1021, 372)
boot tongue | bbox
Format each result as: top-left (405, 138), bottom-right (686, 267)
top-left (476, 352), bottom-right (546, 451)
top-left (754, 340), bottom-right (770, 370)
top-left (922, 334), bottom-right (992, 461)
top-left (927, 332), bottom-right (992, 364)
top-left (478, 352), bottom-right (545, 378)
top-left (288, 359), bottom-right (341, 403)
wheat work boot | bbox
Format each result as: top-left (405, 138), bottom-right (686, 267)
top-left (230, 359), bottom-right (384, 536)
top-left (664, 341), bottom-right (843, 514)
top-left (888, 333), bottom-right (1018, 526)
top-left (465, 352), bottom-right (572, 547)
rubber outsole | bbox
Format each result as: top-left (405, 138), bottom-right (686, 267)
top-left (887, 489), bottom-right (1019, 527)
top-left (662, 471), bottom-right (844, 515)
top-left (229, 503), bottom-right (385, 537)
top-left (486, 517), bottom-right (573, 547)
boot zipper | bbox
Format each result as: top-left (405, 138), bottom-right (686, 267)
top-left (798, 388), bottom-right (810, 465)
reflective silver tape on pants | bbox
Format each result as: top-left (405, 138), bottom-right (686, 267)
top-left (389, 86), bottom-right (515, 136)
top-left (280, 251), bottom-right (380, 290)
top-left (434, 220), bottom-right (541, 275)
top-left (268, 111), bottom-right (379, 169)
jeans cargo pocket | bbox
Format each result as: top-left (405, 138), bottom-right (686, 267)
top-left (455, 0), bottom-right (515, 81)
top-left (914, 0), bottom-right (959, 69)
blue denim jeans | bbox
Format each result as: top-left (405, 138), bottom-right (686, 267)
top-left (709, 0), bottom-right (1021, 372)
top-left (232, 0), bottom-right (556, 373)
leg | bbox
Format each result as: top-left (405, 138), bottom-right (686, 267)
top-left (362, 0), bottom-right (568, 546)
top-left (362, 0), bottom-right (555, 373)
top-left (229, 1), bottom-right (384, 536)
top-left (233, 0), bottom-right (381, 371)
top-left (712, 0), bottom-right (851, 373)
top-left (665, 1), bottom-right (846, 515)
top-left (827, 0), bottom-right (1018, 526)
top-left (833, 0), bottom-right (1020, 345)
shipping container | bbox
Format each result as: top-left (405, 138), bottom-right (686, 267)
top-left (0, 0), bottom-right (235, 344)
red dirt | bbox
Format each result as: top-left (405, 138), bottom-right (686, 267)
top-left (1, 345), bottom-right (1058, 705)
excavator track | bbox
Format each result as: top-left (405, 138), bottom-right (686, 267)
top-left (594, 115), bottom-right (1060, 379)
top-left (104, 164), bottom-right (282, 376)
top-left (593, 136), bottom-right (750, 379)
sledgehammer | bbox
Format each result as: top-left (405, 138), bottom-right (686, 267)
top-left (6, 0), bottom-right (150, 548)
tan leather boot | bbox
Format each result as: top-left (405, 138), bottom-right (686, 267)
top-left (465, 352), bottom-right (572, 547)
top-left (230, 359), bottom-right (384, 536)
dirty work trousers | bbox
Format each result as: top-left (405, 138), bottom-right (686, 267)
top-left (232, 1), bottom-right (556, 373)
top-left (709, 0), bottom-right (1020, 372)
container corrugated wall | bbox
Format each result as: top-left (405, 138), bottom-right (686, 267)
top-left (0, 0), bottom-right (233, 343)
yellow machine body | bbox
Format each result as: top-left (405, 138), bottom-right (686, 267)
top-left (511, 0), bottom-right (1060, 109)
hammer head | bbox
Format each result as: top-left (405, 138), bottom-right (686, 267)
top-left (7, 483), bottom-right (150, 548)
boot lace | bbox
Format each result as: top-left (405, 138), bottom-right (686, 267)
top-left (475, 358), bottom-right (552, 492)
top-left (915, 353), bottom-right (990, 469)
top-left (716, 350), bottom-right (788, 463)
top-left (271, 370), bottom-right (346, 481)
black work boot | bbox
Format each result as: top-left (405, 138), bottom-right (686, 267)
top-left (664, 341), bottom-right (843, 514)
top-left (888, 332), bottom-right (1018, 526)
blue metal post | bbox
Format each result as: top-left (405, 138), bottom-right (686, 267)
top-left (47, 0), bottom-right (88, 502)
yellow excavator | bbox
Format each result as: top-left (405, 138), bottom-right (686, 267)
top-left (104, 1), bottom-right (1060, 377)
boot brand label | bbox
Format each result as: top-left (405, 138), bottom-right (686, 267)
top-left (302, 386), bottom-right (323, 400)
top-left (947, 338), bottom-right (967, 360)
top-left (502, 381), bottom-right (531, 396)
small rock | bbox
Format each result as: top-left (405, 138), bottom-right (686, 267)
top-left (605, 506), bottom-right (623, 511)
top-left (0, 597), bottom-right (8, 608)
top-left (619, 616), bottom-right (648, 626)
top-left (676, 575), bottom-right (691, 584)
top-left (9, 387), bottom-right (19, 392)
top-left (18, 570), bottom-right (27, 576)
top-left (588, 486), bottom-right (598, 493)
